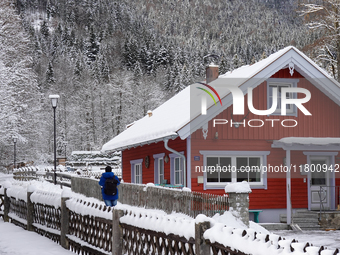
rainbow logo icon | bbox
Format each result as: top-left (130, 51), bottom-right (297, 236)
top-left (196, 82), bottom-right (222, 106)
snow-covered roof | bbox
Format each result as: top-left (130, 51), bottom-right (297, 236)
top-left (101, 86), bottom-right (191, 152)
top-left (102, 46), bottom-right (340, 152)
top-left (276, 137), bottom-right (340, 145)
top-left (273, 137), bottom-right (340, 149)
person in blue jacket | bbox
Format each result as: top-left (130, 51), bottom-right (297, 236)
top-left (99, 166), bottom-right (120, 206)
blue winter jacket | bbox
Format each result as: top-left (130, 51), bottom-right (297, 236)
top-left (99, 172), bottom-right (120, 201)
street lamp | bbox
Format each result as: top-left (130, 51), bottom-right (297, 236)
top-left (13, 136), bottom-right (18, 173)
top-left (49, 95), bottom-right (59, 185)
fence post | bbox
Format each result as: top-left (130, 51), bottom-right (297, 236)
top-left (27, 191), bottom-right (34, 231)
top-left (112, 209), bottom-right (124, 255)
top-left (3, 188), bottom-right (10, 222)
top-left (195, 221), bottom-right (210, 255)
top-left (60, 196), bottom-right (70, 249)
top-left (228, 192), bottom-right (250, 227)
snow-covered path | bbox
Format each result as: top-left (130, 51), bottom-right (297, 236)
top-left (0, 219), bottom-right (74, 255)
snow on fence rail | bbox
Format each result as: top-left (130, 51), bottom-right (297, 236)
top-left (66, 197), bottom-right (114, 254)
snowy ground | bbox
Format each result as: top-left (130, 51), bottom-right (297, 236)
top-left (0, 219), bottom-right (74, 255)
top-left (272, 229), bottom-right (340, 250)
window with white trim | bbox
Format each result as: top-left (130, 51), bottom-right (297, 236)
top-left (169, 152), bottom-right (184, 186)
top-left (267, 78), bottom-right (299, 116)
top-left (135, 163), bottom-right (142, 184)
top-left (153, 153), bottom-right (165, 184)
top-left (159, 158), bottom-right (164, 184)
top-left (130, 159), bottom-right (143, 184)
top-left (200, 151), bottom-right (270, 189)
top-left (174, 157), bottom-right (182, 185)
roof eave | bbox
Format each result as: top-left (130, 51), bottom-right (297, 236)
top-left (102, 134), bottom-right (179, 153)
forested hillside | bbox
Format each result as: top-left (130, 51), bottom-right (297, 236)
top-left (0, 0), bottom-right (328, 167)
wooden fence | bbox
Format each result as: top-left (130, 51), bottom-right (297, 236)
top-left (0, 184), bottom-right (339, 255)
top-left (12, 169), bottom-right (230, 219)
top-left (116, 183), bottom-right (229, 218)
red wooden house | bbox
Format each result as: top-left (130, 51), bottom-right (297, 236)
top-left (102, 46), bottom-right (340, 224)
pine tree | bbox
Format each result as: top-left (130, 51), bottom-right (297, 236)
top-left (40, 20), bottom-right (49, 40)
top-left (46, 61), bottom-right (56, 85)
top-left (86, 29), bottom-right (100, 63)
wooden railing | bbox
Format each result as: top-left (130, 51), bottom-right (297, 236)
top-left (13, 170), bottom-right (38, 181)
top-left (121, 223), bottom-right (196, 255)
top-left (118, 183), bottom-right (229, 218)
top-left (1, 183), bottom-right (340, 255)
top-left (44, 172), bottom-right (72, 187)
top-left (67, 199), bottom-right (113, 254)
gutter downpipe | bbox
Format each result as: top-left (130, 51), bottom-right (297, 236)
top-left (164, 138), bottom-right (186, 187)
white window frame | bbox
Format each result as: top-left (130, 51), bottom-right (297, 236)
top-left (153, 153), bottom-right (165, 184)
top-left (267, 78), bottom-right (299, 116)
top-left (135, 163), bottom-right (142, 184)
top-left (169, 152), bottom-right (184, 186)
top-left (130, 159), bottom-right (143, 184)
top-left (174, 157), bottom-right (182, 185)
top-left (200, 151), bottom-right (270, 190)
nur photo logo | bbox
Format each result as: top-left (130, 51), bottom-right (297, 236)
top-left (195, 79), bottom-right (312, 128)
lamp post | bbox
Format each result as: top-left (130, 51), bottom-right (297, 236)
top-left (13, 136), bottom-right (18, 173)
top-left (49, 95), bottom-right (59, 185)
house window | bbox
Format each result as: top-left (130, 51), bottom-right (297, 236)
top-left (159, 158), bottom-right (164, 184)
top-left (207, 157), bottom-right (231, 183)
top-left (169, 153), bottom-right (184, 186)
top-left (130, 159), bottom-right (143, 184)
top-left (153, 153), bottom-right (165, 184)
top-left (236, 157), bottom-right (261, 182)
top-left (200, 151), bottom-right (270, 189)
top-left (174, 157), bottom-right (182, 185)
top-left (135, 163), bottom-right (142, 184)
top-left (267, 78), bottom-right (299, 116)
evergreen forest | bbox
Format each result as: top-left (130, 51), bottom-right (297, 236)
top-left (0, 0), bottom-right (337, 167)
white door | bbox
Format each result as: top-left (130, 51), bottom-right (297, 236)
top-left (309, 157), bottom-right (330, 210)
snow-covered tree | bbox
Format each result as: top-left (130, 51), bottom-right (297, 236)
top-left (0, 0), bottom-right (40, 167)
top-left (300, 1), bottom-right (340, 81)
